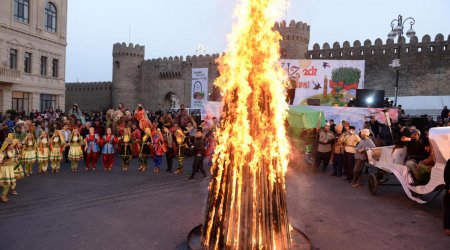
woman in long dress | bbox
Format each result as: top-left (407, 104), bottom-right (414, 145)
top-left (21, 132), bottom-right (37, 176)
top-left (68, 128), bottom-right (84, 173)
top-left (37, 131), bottom-right (51, 174)
top-left (0, 138), bottom-right (17, 203)
top-left (49, 130), bottom-right (64, 173)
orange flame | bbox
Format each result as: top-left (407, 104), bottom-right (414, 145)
top-left (203, 0), bottom-right (291, 249)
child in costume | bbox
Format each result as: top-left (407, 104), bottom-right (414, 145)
top-left (21, 132), bottom-right (37, 176)
top-left (49, 130), bottom-right (64, 173)
top-left (37, 131), bottom-right (50, 174)
top-left (101, 127), bottom-right (118, 172)
top-left (68, 128), bottom-right (84, 172)
top-left (118, 128), bottom-right (133, 171)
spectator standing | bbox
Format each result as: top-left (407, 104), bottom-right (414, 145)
top-left (331, 124), bottom-right (345, 177)
top-left (343, 126), bottom-right (361, 182)
top-left (44, 107), bottom-right (59, 122)
top-left (315, 123), bottom-right (335, 173)
top-left (369, 116), bottom-right (382, 138)
top-left (351, 129), bottom-right (376, 187)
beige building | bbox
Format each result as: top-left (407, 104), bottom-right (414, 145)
top-left (0, 0), bottom-right (67, 114)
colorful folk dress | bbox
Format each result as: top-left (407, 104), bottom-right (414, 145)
top-left (119, 134), bottom-right (132, 171)
top-left (0, 149), bottom-right (17, 201)
top-left (50, 135), bottom-right (64, 173)
top-left (37, 138), bottom-right (50, 173)
top-left (101, 135), bottom-right (117, 171)
top-left (22, 139), bottom-right (37, 175)
top-left (14, 146), bottom-right (24, 180)
top-left (68, 135), bottom-right (84, 172)
top-left (138, 133), bottom-right (153, 172)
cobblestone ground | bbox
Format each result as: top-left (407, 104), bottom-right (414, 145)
top-left (0, 157), bottom-right (449, 250)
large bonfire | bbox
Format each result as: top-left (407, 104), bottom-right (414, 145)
top-left (202, 0), bottom-right (291, 249)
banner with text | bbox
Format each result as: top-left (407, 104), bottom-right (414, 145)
top-left (307, 106), bottom-right (399, 132)
top-left (281, 60), bottom-right (365, 106)
top-left (191, 68), bottom-right (209, 109)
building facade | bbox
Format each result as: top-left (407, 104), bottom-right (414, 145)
top-left (65, 19), bottom-right (449, 112)
top-left (0, 0), bottom-right (67, 114)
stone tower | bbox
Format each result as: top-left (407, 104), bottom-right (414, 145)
top-left (112, 42), bottom-right (145, 109)
top-left (274, 20), bottom-right (310, 59)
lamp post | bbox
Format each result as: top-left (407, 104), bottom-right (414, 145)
top-left (387, 14), bottom-right (416, 107)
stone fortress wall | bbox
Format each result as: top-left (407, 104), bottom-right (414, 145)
top-left (65, 20), bottom-right (449, 112)
top-left (65, 82), bottom-right (111, 112)
top-left (308, 34), bottom-right (450, 97)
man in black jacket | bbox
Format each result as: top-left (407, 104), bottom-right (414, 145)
top-left (186, 130), bottom-right (206, 180)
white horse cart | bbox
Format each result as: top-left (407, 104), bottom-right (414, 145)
top-left (366, 127), bottom-right (450, 203)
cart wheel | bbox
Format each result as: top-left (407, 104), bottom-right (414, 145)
top-left (368, 174), bottom-right (378, 196)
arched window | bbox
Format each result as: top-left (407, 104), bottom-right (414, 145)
top-left (14, 0), bottom-right (29, 23)
top-left (44, 2), bottom-right (57, 32)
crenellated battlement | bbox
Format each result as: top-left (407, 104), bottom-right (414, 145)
top-left (112, 42), bottom-right (145, 58)
top-left (308, 33), bottom-right (449, 59)
top-left (144, 53), bottom-right (222, 64)
top-left (66, 81), bottom-right (112, 91)
top-left (273, 20), bottom-right (310, 32)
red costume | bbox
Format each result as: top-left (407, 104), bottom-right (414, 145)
top-left (100, 134), bottom-right (118, 171)
top-left (134, 108), bottom-right (152, 130)
top-left (85, 133), bottom-right (101, 170)
top-left (131, 128), bottom-right (141, 157)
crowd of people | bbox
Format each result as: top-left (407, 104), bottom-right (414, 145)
top-left (313, 106), bottom-right (450, 236)
top-left (1, 102), bottom-right (449, 235)
top-left (0, 103), bottom-right (219, 204)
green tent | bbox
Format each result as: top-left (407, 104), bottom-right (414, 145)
top-left (287, 105), bottom-right (326, 137)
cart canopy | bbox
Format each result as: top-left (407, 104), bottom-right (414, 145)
top-left (287, 105), bottom-right (326, 137)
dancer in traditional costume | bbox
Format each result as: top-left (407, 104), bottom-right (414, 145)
top-left (13, 138), bottom-right (24, 180)
top-left (118, 128), bottom-right (133, 171)
top-left (163, 126), bottom-right (175, 173)
top-left (138, 127), bottom-right (153, 173)
top-left (101, 127), bottom-right (118, 172)
top-left (134, 104), bottom-right (152, 131)
top-left (37, 131), bottom-right (50, 174)
top-left (152, 128), bottom-right (166, 173)
top-left (174, 128), bottom-right (188, 174)
top-left (85, 127), bottom-right (101, 171)
top-left (49, 130), bottom-right (64, 173)
top-left (21, 132), bottom-right (37, 176)
top-left (68, 128), bottom-right (84, 172)
top-left (0, 138), bottom-right (17, 203)
top-left (131, 123), bottom-right (141, 158)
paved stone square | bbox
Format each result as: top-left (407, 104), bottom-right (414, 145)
top-left (0, 157), bottom-right (449, 249)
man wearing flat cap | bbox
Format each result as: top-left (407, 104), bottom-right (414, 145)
top-left (352, 129), bottom-right (375, 187)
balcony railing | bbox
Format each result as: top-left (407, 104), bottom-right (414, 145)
top-left (0, 67), bottom-right (22, 79)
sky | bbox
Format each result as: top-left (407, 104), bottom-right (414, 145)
top-left (66, 0), bottom-right (450, 82)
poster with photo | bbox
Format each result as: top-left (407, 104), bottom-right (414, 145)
top-left (191, 68), bottom-right (208, 109)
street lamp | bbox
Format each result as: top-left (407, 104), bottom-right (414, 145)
top-left (387, 14), bottom-right (415, 107)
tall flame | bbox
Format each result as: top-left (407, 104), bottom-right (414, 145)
top-left (202, 0), bottom-right (291, 249)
